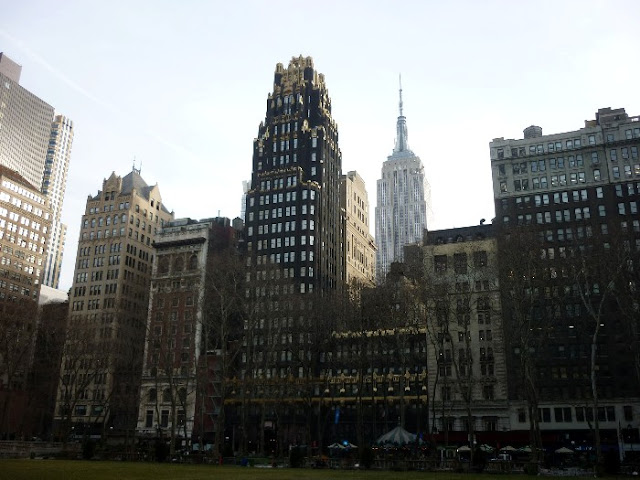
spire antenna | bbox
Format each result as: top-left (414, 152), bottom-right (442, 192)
top-left (399, 74), bottom-right (403, 117)
top-left (393, 74), bottom-right (410, 154)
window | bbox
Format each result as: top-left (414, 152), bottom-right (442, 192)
top-left (538, 408), bottom-right (551, 423)
top-left (482, 385), bottom-right (494, 400)
top-left (473, 250), bottom-right (487, 268)
top-left (160, 410), bottom-right (169, 428)
top-left (588, 134), bottom-right (596, 145)
top-left (441, 386), bottom-right (451, 401)
top-left (453, 253), bottom-right (467, 274)
top-left (484, 417), bottom-right (498, 432)
top-left (624, 405), bottom-right (634, 422)
top-left (518, 408), bottom-right (527, 423)
top-left (434, 255), bottom-right (447, 273)
top-left (145, 410), bottom-right (153, 428)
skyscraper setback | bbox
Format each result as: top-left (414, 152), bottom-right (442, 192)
top-left (244, 56), bottom-right (343, 295)
top-left (375, 80), bottom-right (432, 283)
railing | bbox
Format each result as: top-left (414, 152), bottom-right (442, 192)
top-left (0, 440), bottom-right (70, 458)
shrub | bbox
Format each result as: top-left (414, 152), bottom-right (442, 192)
top-left (82, 440), bottom-right (96, 460)
top-left (360, 447), bottom-right (374, 469)
top-left (289, 447), bottom-right (304, 468)
top-left (604, 450), bottom-right (619, 475)
top-left (524, 462), bottom-right (539, 475)
top-left (154, 440), bottom-right (169, 462)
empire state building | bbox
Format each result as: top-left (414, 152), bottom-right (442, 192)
top-left (375, 80), bottom-right (432, 282)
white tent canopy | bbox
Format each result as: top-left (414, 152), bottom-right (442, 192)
top-left (555, 447), bottom-right (574, 454)
top-left (375, 426), bottom-right (417, 446)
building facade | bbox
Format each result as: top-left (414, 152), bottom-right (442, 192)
top-left (0, 166), bottom-right (52, 437)
top-left (0, 53), bottom-right (55, 191)
top-left (0, 54), bottom-right (73, 292)
top-left (405, 224), bottom-right (510, 445)
top-left (490, 107), bottom-right (640, 454)
top-left (340, 171), bottom-right (376, 286)
top-left (136, 217), bottom-right (240, 447)
top-left (375, 82), bottom-right (432, 283)
top-left (244, 55), bottom-right (344, 297)
top-left (42, 115), bottom-right (73, 288)
top-left (54, 169), bottom-right (173, 438)
top-left (0, 166), bottom-right (52, 303)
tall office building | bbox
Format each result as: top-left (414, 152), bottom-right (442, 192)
top-left (54, 168), bottom-right (173, 437)
top-left (0, 166), bottom-right (52, 435)
top-left (490, 107), bottom-right (640, 443)
top-left (0, 53), bottom-right (55, 190)
top-left (0, 53), bottom-right (73, 291)
top-left (375, 81), bottom-right (432, 283)
top-left (244, 55), bottom-right (343, 295)
top-left (0, 166), bottom-right (52, 304)
top-left (340, 171), bottom-right (376, 286)
top-left (42, 115), bottom-right (73, 288)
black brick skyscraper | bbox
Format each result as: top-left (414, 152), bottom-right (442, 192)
top-left (245, 56), bottom-right (343, 296)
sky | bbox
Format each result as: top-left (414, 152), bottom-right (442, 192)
top-left (2, 0), bottom-right (640, 292)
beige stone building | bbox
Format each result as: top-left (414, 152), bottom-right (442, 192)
top-left (406, 224), bottom-right (510, 443)
top-left (340, 171), bottom-right (376, 286)
top-left (54, 168), bottom-right (173, 438)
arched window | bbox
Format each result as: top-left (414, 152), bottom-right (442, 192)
top-left (158, 257), bottom-right (169, 274)
top-left (148, 388), bottom-right (157, 402)
top-left (188, 254), bottom-right (198, 270)
top-left (163, 388), bottom-right (171, 403)
top-left (174, 256), bottom-right (184, 272)
top-left (178, 388), bottom-right (187, 404)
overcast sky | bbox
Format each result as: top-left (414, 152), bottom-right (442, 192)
top-left (2, 0), bottom-right (640, 291)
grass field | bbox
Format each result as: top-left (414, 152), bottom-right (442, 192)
top-left (0, 459), bottom-right (604, 480)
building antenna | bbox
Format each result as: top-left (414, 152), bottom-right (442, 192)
top-left (399, 73), bottom-right (403, 117)
top-left (132, 156), bottom-right (141, 175)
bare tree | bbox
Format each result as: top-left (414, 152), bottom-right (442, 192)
top-left (55, 314), bottom-right (109, 444)
top-left (497, 226), bottom-right (553, 462)
top-left (27, 301), bottom-right (68, 439)
top-left (202, 249), bottom-right (246, 458)
top-left (570, 224), bottom-right (630, 469)
top-left (0, 298), bottom-right (39, 437)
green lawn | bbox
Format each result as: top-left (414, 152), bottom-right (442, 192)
top-left (0, 459), bottom-right (603, 480)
